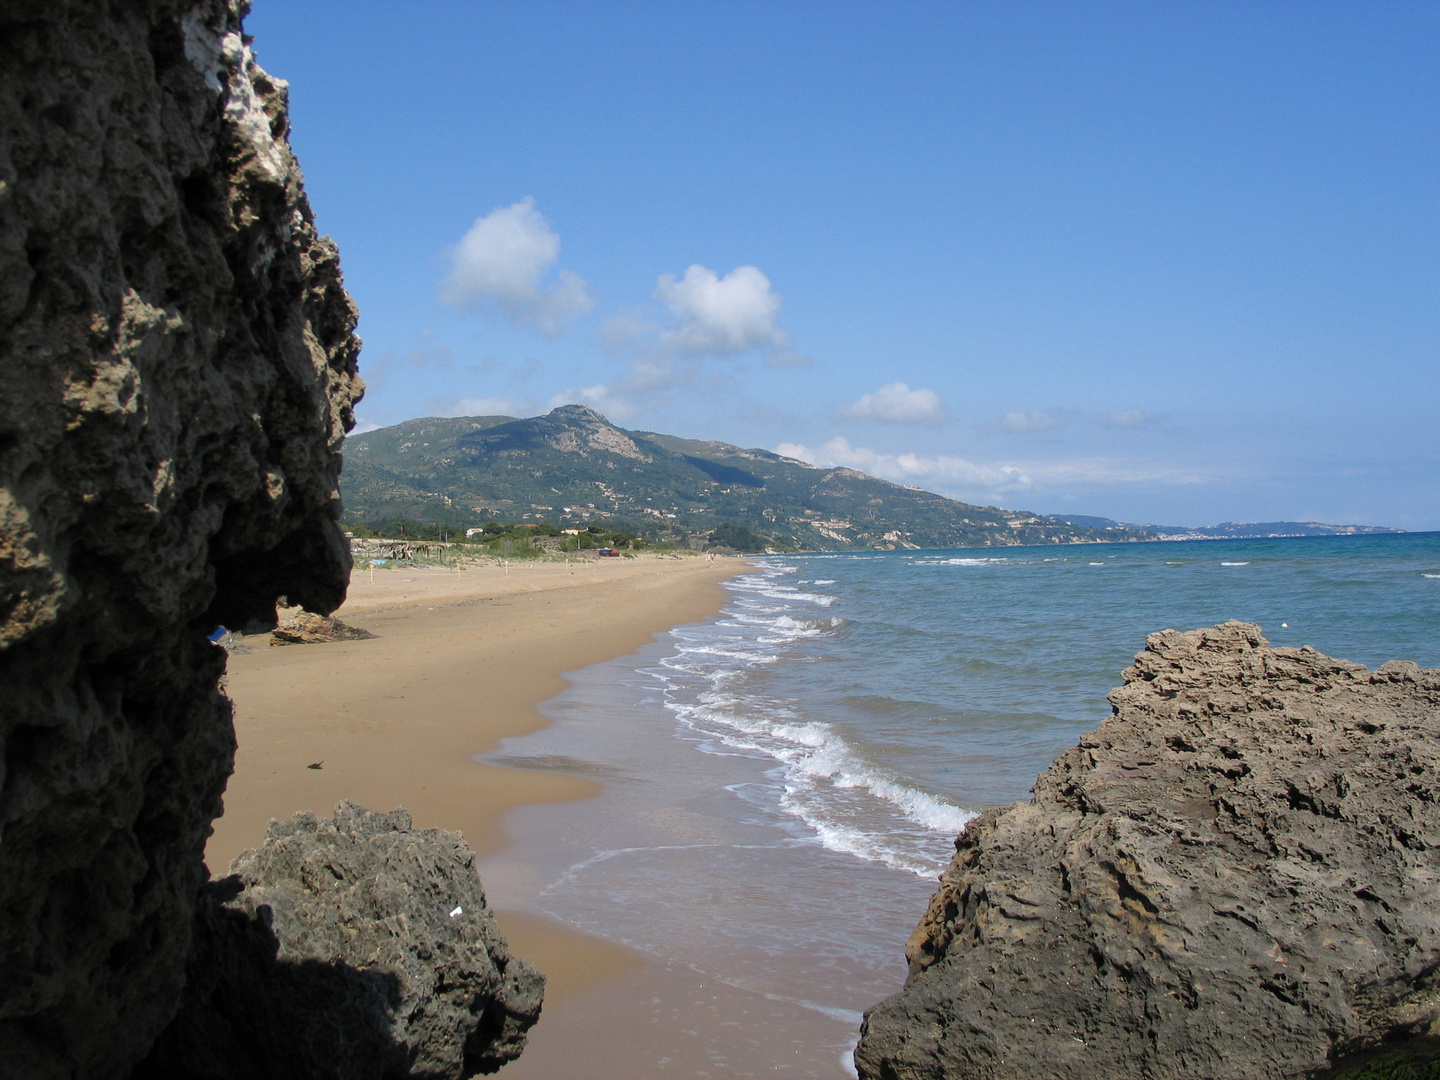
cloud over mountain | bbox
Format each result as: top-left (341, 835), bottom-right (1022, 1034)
top-left (777, 436), bottom-right (1030, 491)
top-left (656, 264), bottom-right (793, 360)
top-left (440, 197), bottom-right (593, 335)
top-left (776, 436), bottom-right (1219, 504)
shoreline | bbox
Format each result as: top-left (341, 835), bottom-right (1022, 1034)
top-left (207, 552), bottom-right (747, 1019)
top-left (470, 559), bottom-right (935, 1080)
top-left (207, 535), bottom-right (1440, 1079)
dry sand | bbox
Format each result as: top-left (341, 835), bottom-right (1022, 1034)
top-left (208, 552), bottom-right (744, 1010)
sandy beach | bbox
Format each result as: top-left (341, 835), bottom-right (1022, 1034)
top-left (208, 552), bottom-right (741, 863)
top-left (207, 554), bottom-right (747, 1043)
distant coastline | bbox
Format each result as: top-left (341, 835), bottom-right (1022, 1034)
top-left (1060, 515), bottom-right (1405, 541)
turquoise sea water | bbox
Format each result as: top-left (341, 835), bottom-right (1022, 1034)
top-left (481, 532), bottom-right (1440, 1077)
top-left (644, 531), bottom-right (1440, 876)
top-left (742, 531), bottom-right (1440, 849)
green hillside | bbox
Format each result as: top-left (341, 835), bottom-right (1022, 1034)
top-left (339, 405), bottom-right (1150, 551)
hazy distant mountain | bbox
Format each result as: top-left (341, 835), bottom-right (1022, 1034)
top-left (1058, 516), bottom-right (1402, 540)
top-left (341, 405), bottom-right (1150, 551)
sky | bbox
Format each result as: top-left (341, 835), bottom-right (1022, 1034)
top-left (245, 1), bottom-right (1438, 529)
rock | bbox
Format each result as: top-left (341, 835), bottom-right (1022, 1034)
top-left (215, 629), bottom-right (254, 653)
top-left (137, 802), bottom-right (544, 1080)
top-left (0, 1), bottom-right (360, 1076)
top-left (856, 622), bottom-right (1440, 1080)
top-left (270, 610), bottom-right (376, 645)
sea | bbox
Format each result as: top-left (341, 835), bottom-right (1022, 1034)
top-left (477, 532), bottom-right (1440, 1077)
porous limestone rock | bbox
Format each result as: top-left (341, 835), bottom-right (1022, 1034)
top-left (857, 622), bottom-right (1440, 1080)
top-left (270, 609), bottom-right (376, 645)
top-left (0, 1), bottom-right (360, 1076)
top-left (138, 803), bottom-right (545, 1079)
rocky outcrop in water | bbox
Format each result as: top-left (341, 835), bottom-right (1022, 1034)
top-left (137, 803), bottom-right (544, 1080)
top-left (856, 622), bottom-right (1440, 1080)
top-left (0, 1), bottom-right (367, 1075)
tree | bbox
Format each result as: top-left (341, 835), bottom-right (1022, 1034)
top-left (708, 522), bottom-right (771, 552)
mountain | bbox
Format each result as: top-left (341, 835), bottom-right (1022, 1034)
top-left (340, 405), bottom-right (1150, 551)
top-left (1060, 516), bottom-right (1403, 540)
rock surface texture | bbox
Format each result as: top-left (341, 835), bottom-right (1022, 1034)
top-left (0, 1), bottom-right (361, 1076)
top-left (857, 622), bottom-right (1440, 1080)
top-left (137, 803), bottom-right (545, 1080)
top-left (270, 609), bottom-right (376, 645)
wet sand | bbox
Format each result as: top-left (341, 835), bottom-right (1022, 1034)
top-left (207, 553), bottom-right (742, 1019)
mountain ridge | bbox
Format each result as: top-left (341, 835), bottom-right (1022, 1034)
top-left (341, 405), bottom-right (1150, 550)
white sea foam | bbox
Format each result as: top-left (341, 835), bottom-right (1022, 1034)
top-left (1425, 573), bottom-right (1440, 579)
top-left (734, 578), bottom-right (838, 607)
top-left (1221, 561), bottom-right (1250, 566)
top-left (759, 615), bottom-right (832, 643)
top-left (655, 565), bottom-right (974, 877)
top-left (920, 556), bottom-right (1008, 567)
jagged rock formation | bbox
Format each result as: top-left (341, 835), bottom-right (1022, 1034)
top-left (857, 622), bottom-right (1440, 1080)
top-left (0, 1), bottom-right (364, 1076)
top-left (137, 803), bottom-right (544, 1080)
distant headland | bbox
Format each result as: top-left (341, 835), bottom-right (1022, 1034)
top-left (1059, 515), bottom-right (1403, 541)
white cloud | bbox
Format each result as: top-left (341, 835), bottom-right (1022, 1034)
top-left (1100, 408), bottom-right (1147, 428)
top-left (656, 264), bottom-right (790, 358)
top-left (440, 197), bottom-right (593, 335)
top-left (551, 265), bottom-right (795, 425)
top-left (773, 441), bottom-right (817, 464)
top-left (513, 262), bottom-right (800, 429)
top-left (1000, 410), bottom-right (1059, 433)
top-left (773, 443), bottom-right (818, 465)
top-left (776, 437), bottom-right (1223, 501)
top-left (542, 352), bottom-right (696, 429)
top-left (839, 382), bottom-right (948, 425)
top-left (780, 436), bottom-right (1031, 491)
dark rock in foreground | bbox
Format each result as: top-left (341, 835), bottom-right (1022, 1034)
top-left (139, 802), bottom-right (544, 1079)
top-left (857, 622), bottom-right (1440, 1080)
top-left (0, 1), bottom-right (361, 1075)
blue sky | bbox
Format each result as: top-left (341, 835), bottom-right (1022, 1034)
top-left (246, 2), bottom-right (1437, 529)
